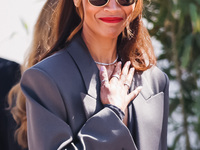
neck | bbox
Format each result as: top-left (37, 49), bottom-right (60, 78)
top-left (81, 30), bottom-right (118, 64)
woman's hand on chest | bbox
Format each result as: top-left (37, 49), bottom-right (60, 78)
top-left (99, 61), bottom-right (142, 113)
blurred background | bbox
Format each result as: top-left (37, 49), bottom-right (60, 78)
top-left (0, 0), bottom-right (200, 149)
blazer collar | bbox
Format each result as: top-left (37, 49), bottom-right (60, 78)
top-left (131, 71), bottom-right (154, 100)
top-left (67, 33), bottom-right (101, 101)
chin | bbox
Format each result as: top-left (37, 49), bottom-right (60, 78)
top-left (101, 30), bottom-right (122, 39)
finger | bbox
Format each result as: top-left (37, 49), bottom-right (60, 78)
top-left (110, 61), bottom-right (122, 84)
top-left (99, 66), bottom-right (109, 86)
top-left (120, 61), bottom-right (131, 82)
top-left (127, 86), bottom-right (142, 102)
top-left (124, 82), bottom-right (131, 91)
top-left (124, 67), bottom-right (135, 90)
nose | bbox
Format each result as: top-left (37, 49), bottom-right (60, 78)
top-left (104, 0), bottom-right (120, 11)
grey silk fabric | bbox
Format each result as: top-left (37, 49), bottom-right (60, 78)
top-left (21, 33), bottom-right (169, 150)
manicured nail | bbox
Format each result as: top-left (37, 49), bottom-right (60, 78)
top-left (127, 61), bottom-right (131, 65)
top-left (100, 66), bottom-right (105, 71)
top-left (137, 86), bottom-right (143, 91)
top-left (130, 67), bottom-right (135, 72)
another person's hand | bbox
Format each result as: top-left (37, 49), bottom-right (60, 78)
top-left (99, 61), bottom-right (142, 113)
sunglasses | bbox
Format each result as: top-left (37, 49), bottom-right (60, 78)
top-left (88, 0), bottom-right (136, 7)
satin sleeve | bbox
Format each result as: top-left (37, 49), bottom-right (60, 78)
top-left (159, 73), bottom-right (169, 150)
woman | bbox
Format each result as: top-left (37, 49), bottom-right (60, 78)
top-left (8, 0), bottom-right (58, 148)
top-left (21, 0), bottom-right (169, 149)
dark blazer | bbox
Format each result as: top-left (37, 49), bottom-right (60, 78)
top-left (21, 33), bottom-right (169, 150)
top-left (0, 58), bottom-right (22, 150)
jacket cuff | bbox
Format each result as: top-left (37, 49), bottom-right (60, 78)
top-left (104, 104), bottom-right (125, 120)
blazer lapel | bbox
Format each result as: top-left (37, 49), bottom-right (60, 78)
top-left (80, 92), bottom-right (103, 119)
top-left (131, 71), bottom-right (154, 99)
top-left (67, 33), bottom-right (103, 119)
top-left (131, 71), bottom-right (164, 150)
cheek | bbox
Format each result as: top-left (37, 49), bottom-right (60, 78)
top-left (82, 1), bottom-right (92, 18)
top-left (125, 4), bottom-right (136, 17)
top-left (82, 4), bottom-right (97, 22)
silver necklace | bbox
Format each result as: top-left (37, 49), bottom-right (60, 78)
top-left (94, 55), bottom-right (118, 66)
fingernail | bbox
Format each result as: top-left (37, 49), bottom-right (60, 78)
top-left (137, 86), bottom-right (143, 90)
top-left (100, 66), bottom-right (105, 71)
top-left (130, 67), bottom-right (135, 72)
top-left (127, 61), bottom-right (131, 65)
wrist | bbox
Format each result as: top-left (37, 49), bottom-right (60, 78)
top-left (104, 104), bottom-right (125, 120)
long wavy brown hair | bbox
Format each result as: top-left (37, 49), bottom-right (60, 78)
top-left (8, 0), bottom-right (58, 148)
top-left (8, 0), bottom-right (155, 148)
top-left (40, 0), bottom-right (156, 70)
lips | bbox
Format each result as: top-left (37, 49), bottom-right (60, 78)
top-left (99, 17), bottom-right (123, 23)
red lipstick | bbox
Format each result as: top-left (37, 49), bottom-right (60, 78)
top-left (99, 17), bottom-right (123, 23)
